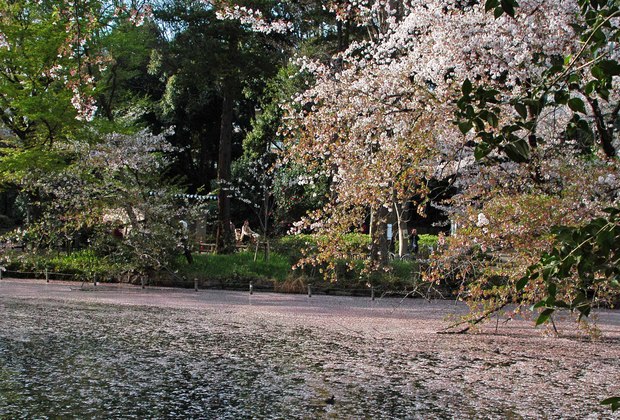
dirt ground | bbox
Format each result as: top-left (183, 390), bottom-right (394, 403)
top-left (1, 278), bottom-right (619, 419)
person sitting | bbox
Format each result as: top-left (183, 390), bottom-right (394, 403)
top-left (241, 220), bottom-right (259, 243)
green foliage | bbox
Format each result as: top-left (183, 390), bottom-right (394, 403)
top-left (419, 234), bottom-right (439, 248)
top-left (272, 165), bottom-right (330, 231)
top-left (519, 207), bottom-right (620, 323)
top-left (243, 65), bottom-right (306, 158)
top-left (274, 233), bottom-right (371, 261)
top-left (0, 146), bottom-right (67, 185)
top-left (484, 0), bottom-right (519, 18)
top-left (0, 0), bottom-right (80, 144)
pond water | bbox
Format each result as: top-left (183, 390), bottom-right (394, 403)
top-left (1, 280), bottom-right (620, 419)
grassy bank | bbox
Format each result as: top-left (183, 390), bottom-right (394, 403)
top-left (1, 234), bottom-right (438, 294)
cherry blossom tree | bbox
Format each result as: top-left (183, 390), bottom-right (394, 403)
top-left (12, 130), bottom-right (206, 275)
top-left (281, 0), bottom-right (619, 307)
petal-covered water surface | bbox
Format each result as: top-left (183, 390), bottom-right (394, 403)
top-left (1, 279), bottom-right (619, 419)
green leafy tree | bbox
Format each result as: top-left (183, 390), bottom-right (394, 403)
top-left (150, 0), bottom-right (291, 252)
top-left (0, 0), bottom-right (156, 185)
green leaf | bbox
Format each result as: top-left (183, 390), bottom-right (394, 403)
top-left (536, 308), bottom-right (555, 326)
top-left (516, 276), bottom-right (529, 291)
top-left (458, 121), bottom-right (473, 135)
top-left (553, 300), bottom-right (569, 309)
top-left (500, 0), bottom-right (516, 17)
top-left (474, 142), bottom-right (493, 160)
top-left (485, 112), bottom-right (499, 127)
top-left (553, 90), bottom-right (570, 105)
top-left (576, 304), bottom-right (591, 320)
top-left (524, 98), bottom-right (542, 116)
top-left (462, 79), bottom-right (473, 96)
top-left (584, 80), bottom-right (598, 95)
top-left (568, 97), bottom-right (587, 114)
top-left (567, 73), bottom-right (581, 85)
top-left (598, 59), bottom-right (620, 76)
top-left (601, 396), bottom-right (620, 412)
top-left (485, 0), bottom-right (499, 12)
top-left (456, 97), bottom-right (469, 110)
top-left (514, 102), bottom-right (527, 119)
top-left (503, 138), bottom-right (530, 163)
top-left (494, 7), bottom-right (504, 18)
top-left (591, 64), bottom-right (606, 80)
top-left (596, 228), bottom-right (614, 254)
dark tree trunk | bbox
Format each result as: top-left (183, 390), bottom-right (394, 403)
top-left (587, 97), bottom-right (618, 158)
top-left (215, 90), bottom-right (235, 253)
top-left (370, 205), bottom-right (389, 266)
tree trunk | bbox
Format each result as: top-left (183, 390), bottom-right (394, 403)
top-left (394, 200), bottom-right (410, 256)
top-left (587, 97), bottom-right (618, 158)
top-left (215, 90), bottom-right (235, 253)
top-left (370, 205), bottom-right (389, 266)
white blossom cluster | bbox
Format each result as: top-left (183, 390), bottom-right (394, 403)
top-left (82, 129), bottom-right (177, 172)
top-left (215, 5), bottom-right (293, 34)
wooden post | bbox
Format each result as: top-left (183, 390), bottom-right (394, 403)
top-left (141, 276), bottom-right (145, 289)
top-left (307, 284), bottom-right (312, 298)
top-left (45, 269), bottom-right (49, 283)
top-left (263, 240), bottom-right (270, 262)
top-left (253, 239), bottom-right (260, 262)
top-left (249, 280), bottom-right (253, 295)
top-left (371, 287), bottom-right (375, 301)
top-left (194, 278), bottom-right (198, 292)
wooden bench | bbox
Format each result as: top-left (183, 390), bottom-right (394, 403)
top-left (198, 242), bottom-right (216, 253)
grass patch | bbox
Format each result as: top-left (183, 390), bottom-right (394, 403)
top-left (174, 252), bottom-right (291, 283)
top-left (0, 249), bottom-right (123, 281)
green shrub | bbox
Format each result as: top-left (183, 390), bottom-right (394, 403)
top-left (273, 233), bottom-right (371, 263)
top-left (173, 252), bottom-right (290, 283)
top-left (419, 234), bottom-right (439, 248)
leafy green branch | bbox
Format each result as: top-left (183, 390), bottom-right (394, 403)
top-left (456, 0), bottom-right (619, 162)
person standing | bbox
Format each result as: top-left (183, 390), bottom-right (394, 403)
top-left (409, 228), bottom-right (420, 254)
